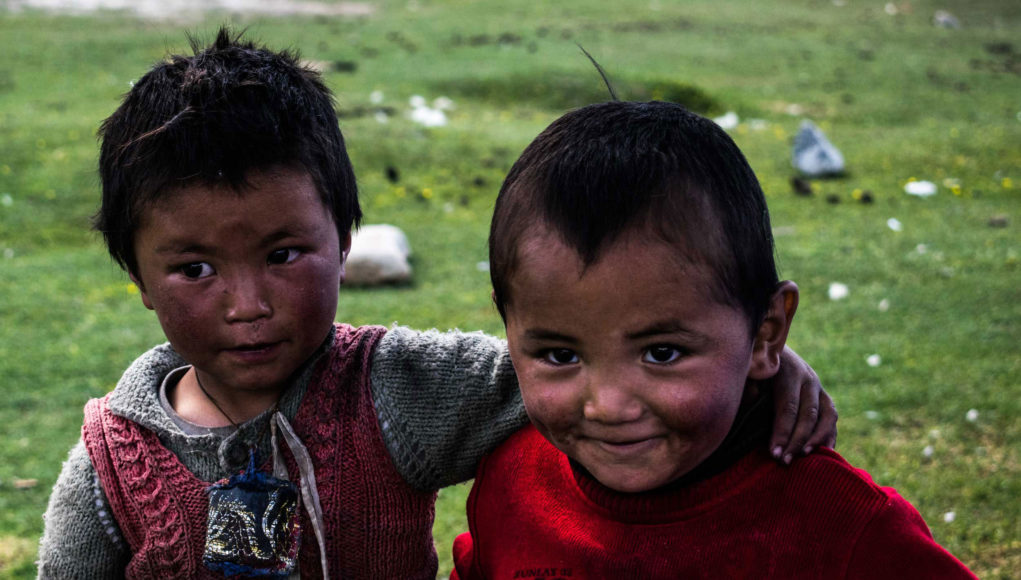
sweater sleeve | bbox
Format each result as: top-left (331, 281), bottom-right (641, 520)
top-left (369, 326), bottom-right (528, 490)
top-left (37, 440), bottom-right (129, 580)
top-left (845, 490), bottom-right (977, 579)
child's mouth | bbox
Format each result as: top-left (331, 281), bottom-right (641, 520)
top-left (593, 437), bottom-right (661, 456)
top-left (225, 342), bottom-right (281, 362)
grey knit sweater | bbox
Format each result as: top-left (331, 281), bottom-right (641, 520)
top-left (37, 325), bottom-right (526, 579)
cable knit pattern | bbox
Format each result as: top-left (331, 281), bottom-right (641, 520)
top-left (286, 323), bottom-right (439, 579)
top-left (83, 397), bottom-right (209, 579)
top-left (39, 323), bottom-right (528, 579)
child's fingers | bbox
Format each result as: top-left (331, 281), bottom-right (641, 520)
top-left (804, 390), bottom-right (839, 451)
top-left (780, 383), bottom-right (821, 464)
top-left (767, 355), bottom-right (807, 462)
top-left (769, 385), bottom-right (801, 462)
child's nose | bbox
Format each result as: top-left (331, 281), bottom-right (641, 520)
top-left (582, 376), bottom-right (644, 424)
top-left (223, 274), bottom-right (273, 323)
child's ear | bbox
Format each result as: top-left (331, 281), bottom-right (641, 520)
top-left (748, 281), bottom-right (799, 380)
top-left (338, 231), bottom-right (353, 284)
top-left (128, 272), bottom-right (155, 311)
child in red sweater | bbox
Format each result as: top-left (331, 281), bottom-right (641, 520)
top-left (452, 101), bottom-right (976, 579)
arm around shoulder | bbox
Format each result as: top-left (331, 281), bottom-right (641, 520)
top-left (369, 326), bottom-right (528, 490)
top-left (845, 490), bottom-right (977, 579)
top-left (37, 440), bottom-right (129, 580)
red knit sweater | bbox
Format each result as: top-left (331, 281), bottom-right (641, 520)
top-left (452, 425), bottom-right (976, 580)
top-left (84, 324), bottom-right (438, 579)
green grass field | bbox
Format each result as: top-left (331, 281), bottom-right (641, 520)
top-left (1, 0), bottom-right (1018, 577)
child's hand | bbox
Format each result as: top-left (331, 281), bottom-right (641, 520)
top-left (769, 346), bottom-right (837, 465)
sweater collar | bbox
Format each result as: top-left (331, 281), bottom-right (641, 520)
top-left (107, 328), bottom-right (336, 447)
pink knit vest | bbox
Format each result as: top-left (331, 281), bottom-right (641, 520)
top-left (83, 323), bottom-right (439, 579)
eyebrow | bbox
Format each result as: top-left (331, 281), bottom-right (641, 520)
top-left (625, 320), bottom-right (708, 343)
top-left (153, 242), bottom-right (215, 256)
top-left (152, 226), bottom-right (312, 256)
top-left (522, 329), bottom-right (579, 344)
top-left (522, 320), bottom-right (708, 344)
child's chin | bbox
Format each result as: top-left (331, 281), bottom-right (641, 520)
top-left (591, 467), bottom-right (685, 494)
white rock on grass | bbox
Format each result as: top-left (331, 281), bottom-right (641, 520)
top-left (792, 120), bottom-right (845, 177)
top-left (828, 282), bottom-right (849, 301)
top-left (345, 224), bottom-right (413, 285)
top-left (713, 111), bottom-right (739, 131)
top-left (933, 10), bottom-right (961, 29)
top-left (904, 180), bottom-right (937, 197)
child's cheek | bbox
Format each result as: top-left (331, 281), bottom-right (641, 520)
top-left (154, 291), bottom-right (217, 349)
top-left (519, 376), bottom-right (580, 433)
top-left (293, 258), bottom-right (341, 321)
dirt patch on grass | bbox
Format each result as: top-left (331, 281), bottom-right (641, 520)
top-left (0, 536), bottom-right (36, 574)
top-left (5, 0), bottom-right (375, 20)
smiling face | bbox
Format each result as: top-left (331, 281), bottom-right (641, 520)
top-left (131, 167), bottom-right (344, 402)
top-left (504, 228), bottom-right (782, 493)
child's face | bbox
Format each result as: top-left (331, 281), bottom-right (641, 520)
top-left (504, 229), bottom-right (765, 493)
top-left (131, 167), bottom-right (344, 396)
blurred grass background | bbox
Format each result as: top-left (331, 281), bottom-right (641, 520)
top-left (0, 0), bottom-right (1018, 577)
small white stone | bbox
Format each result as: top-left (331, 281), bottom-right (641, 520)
top-left (1, 194), bottom-right (12, 207)
top-left (943, 511), bottom-right (956, 523)
top-left (866, 354), bottom-right (881, 367)
top-left (433, 96), bottom-right (454, 110)
top-left (828, 282), bottom-right (849, 301)
top-left (369, 90), bottom-right (384, 104)
top-left (886, 217), bottom-right (902, 232)
top-left (885, 3), bottom-right (898, 15)
top-left (409, 95), bottom-right (427, 108)
top-left (878, 299), bottom-right (890, 312)
top-left (966, 409), bottom-right (979, 422)
top-left (865, 410), bottom-right (879, 420)
top-left (373, 111), bottom-right (389, 124)
top-left (904, 180), bottom-right (937, 197)
top-left (747, 119), bottom-right (768, 131)
top-left (922, 445), bottom-right (934, 458)
top-left (409, 106), bottom-right (448, 127)
top-left (345, 224), bottom-right (413, 285)
top-left (713, 111), bottom-right (739, 130)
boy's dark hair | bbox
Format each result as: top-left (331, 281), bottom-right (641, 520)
top-left (489, 100), bottom-right (779, 332)
top-left (95, 27), bottom-right (359, 276)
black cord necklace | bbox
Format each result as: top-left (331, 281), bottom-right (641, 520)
top-left (194, 370), bottom-right (240, 430)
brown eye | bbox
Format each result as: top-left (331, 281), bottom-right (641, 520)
top-left (544, 349), bottom-right (579, 365)
top-left (268, 248), bottom-right (299, 265)
top-left (180, 262), bottom-right (214, 279)
top-left (643, 345), bottom-right (682, 364)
